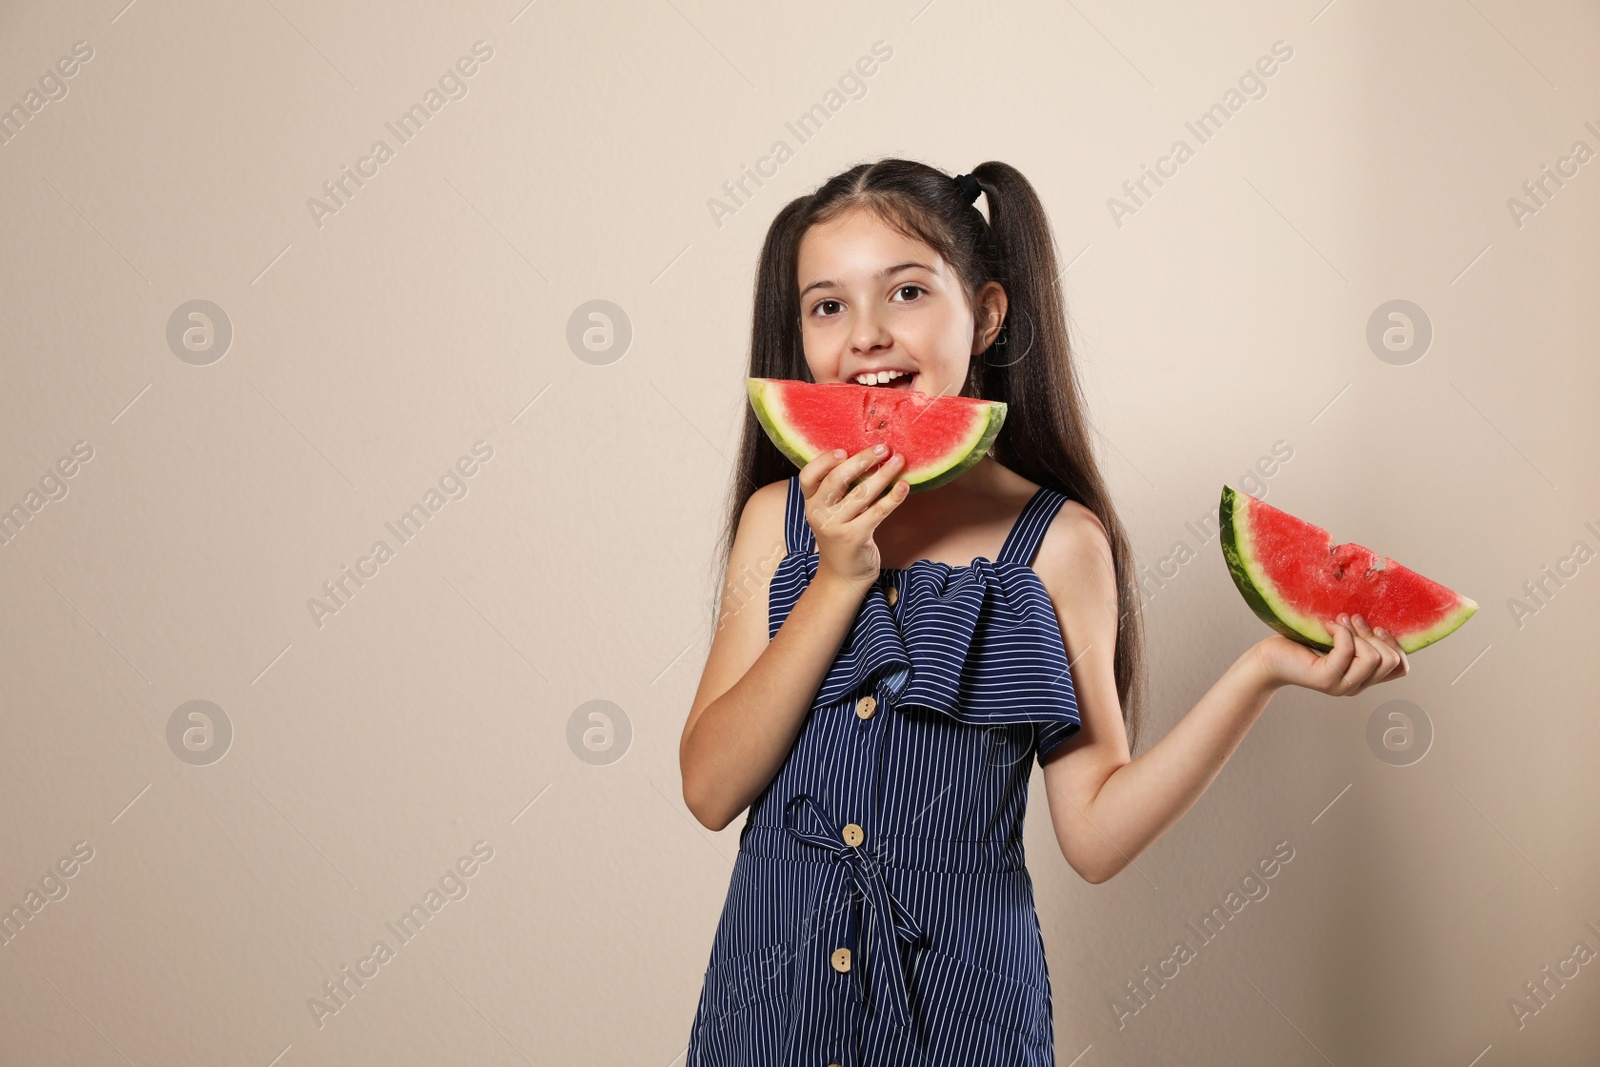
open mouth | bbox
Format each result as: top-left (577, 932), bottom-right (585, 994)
top-left (853, 371), bottom-right (920, 392)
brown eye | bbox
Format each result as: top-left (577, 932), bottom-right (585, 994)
top-left (893, 285), bottom-right (926, 302)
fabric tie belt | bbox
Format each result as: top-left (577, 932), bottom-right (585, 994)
top-left (782, 793), bottom-right (924, 1030)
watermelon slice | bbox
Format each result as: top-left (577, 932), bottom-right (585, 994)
top-left (745, 377), bottom-right (1006, 492)
top-left (1219, 485), bottom-right (1477, 654)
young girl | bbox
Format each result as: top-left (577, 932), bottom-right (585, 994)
top-left (678, 159), bottom-right (1408, 1066)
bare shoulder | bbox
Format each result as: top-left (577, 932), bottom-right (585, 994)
top-left (741, 478), bottom-right (790, 543)
top-left (1031, 496), bottom-right (1115, 595)
top-left (688, 478), bottom-right (794, 745)
top-left (728, 478), bottom-right (793, 575)
top-left (699, 478), bottom-right (790, 672)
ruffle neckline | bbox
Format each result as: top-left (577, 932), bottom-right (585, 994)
top-left (773, 551), bottom-right (1081, 733)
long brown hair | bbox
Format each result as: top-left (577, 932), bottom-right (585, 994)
top-left (707, 158), bottom-right (1147, 754)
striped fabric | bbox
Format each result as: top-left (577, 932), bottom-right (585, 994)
top-left (686, 474), bottom-right (1081, 1066)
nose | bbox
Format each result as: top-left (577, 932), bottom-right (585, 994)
top-left (849, 307), bottom-right (893, 356)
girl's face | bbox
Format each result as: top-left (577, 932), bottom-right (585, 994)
top-left (795, 206), bottom-right (1004, 399)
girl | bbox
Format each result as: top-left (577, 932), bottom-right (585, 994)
top-left (678, 159), bottom-right (1408, 1066)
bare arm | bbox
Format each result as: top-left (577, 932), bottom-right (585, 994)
top-left (680, 448), bottom-right (907, 830)
top-left (1034, 505), bottom-right (1409, 884)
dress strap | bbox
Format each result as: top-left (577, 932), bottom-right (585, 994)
top-left (785, 474), bottom-right (816, 555)
top-left (996, 486), bottom-right (1069, 567)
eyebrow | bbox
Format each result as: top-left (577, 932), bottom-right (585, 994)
top-left (798, 261), bottom-right (938, 300)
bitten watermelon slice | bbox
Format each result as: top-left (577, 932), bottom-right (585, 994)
top-left (746, 377), bottom-right (1006, 492)
top-left (1219, 485), bottom-right (1477, 654)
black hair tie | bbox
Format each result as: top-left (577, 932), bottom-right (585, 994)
top-left (953, 172), bottom-right (982, 205)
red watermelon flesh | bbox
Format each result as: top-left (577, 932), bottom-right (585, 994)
top-left (746, 377), bottom-right (1006, 492)
top-left (1219, 485), bottom-right (1477, 654)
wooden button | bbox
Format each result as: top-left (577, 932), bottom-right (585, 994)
top-left (855, 695), bottom-right (877, 720)
top-left (830, 947), bottom-right (852, 973)
top-left (842, 823), bottom-right (864, 847)
top-left (885, 585), bottom-right (899, 607)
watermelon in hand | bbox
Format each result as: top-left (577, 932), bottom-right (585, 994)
top-left (1219, 485), bottom-right (1477, 654)
top-left (746, 377), bottom-right (1006, 492)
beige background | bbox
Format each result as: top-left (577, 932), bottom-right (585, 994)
top-left (1, 0), bottom-right (1597, 1063)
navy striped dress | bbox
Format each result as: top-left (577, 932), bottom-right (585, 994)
top-left (686, 473), bottom-right (1082, 1067)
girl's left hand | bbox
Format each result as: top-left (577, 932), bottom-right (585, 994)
top-left (1251, 613), bottom-right (1410, 695)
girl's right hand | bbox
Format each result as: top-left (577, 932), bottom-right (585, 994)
top-left (800, 445), bottom-right (909, 588)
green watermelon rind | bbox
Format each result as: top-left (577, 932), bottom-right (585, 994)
top-left (746, 378), bottom-right (1007, 494)
top-left (1219, 485), bottom-right (1330, 651)
top-left (746, 378), bottom-right (818, 470)
top-left (1218, 485), bottom-right (1478, 655)
top-left (900, 403), bottom-right (1006, 492)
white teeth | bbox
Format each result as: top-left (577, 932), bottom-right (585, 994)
top-left (854, 369), bottom-right (910, 385)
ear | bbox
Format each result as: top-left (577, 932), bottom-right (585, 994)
top-left (971, 282), bottom-right (1009, 353)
